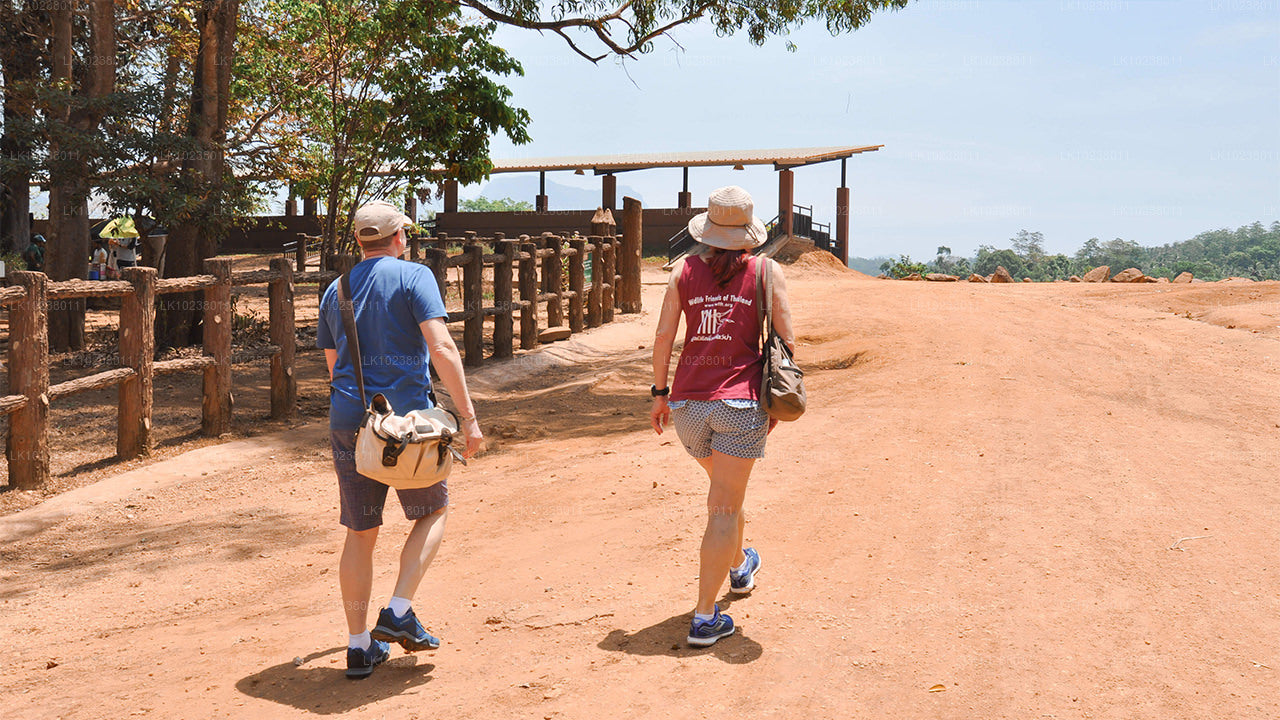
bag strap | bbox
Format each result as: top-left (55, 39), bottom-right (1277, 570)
top-left (757, 256), bottom-right (773, 350)
top-left (336, 272), bottom-right (367, 407)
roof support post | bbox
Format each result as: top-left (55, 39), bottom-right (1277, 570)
top-left (602, 173), bottom-right (616, 211)
top-left (678, 166), bottom-right (691, 209)
top-left (778, 168), bottom-right (794, 238)
top-left (536, 171), bottom-right (548, 212)
top-left (443, 179), bottom-right (458, 213)
top-left (836, 186), bottom-right (850, 267)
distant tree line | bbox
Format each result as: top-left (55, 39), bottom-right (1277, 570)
top-left (871, 221), bottom-right (1280, 281)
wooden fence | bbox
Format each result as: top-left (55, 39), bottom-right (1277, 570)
top-left (1, 211), bottom-right (643, 490)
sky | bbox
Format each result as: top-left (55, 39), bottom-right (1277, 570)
top-left (445, 0), bottom-right (1280, 261)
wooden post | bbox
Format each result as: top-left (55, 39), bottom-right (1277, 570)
top-left (443, 179), bottom-right (458, 213)
top-left (6, 271), bottom-right (49, 489)
top-left (602, 238), bottom-right (615, 323)
top-left (425, 248), bottom-right (448, 303)
top-left (836, 185), bottom-right (850, 266)
top-left (778, 168), bottom-right (794, 237)
top-left (462, 244), bottom-right (483, 367)
top-left (409, 234), bottom-right (421, 261)
top-left (295, 233), bottom-right (307, 271)
top-left (602, 174), bottom-right (617, 210)
top-left (620, 197), bottom-right (643, 313)
top-left (586, 236), bottom-right (603, 328)
top-left (518, 241), bottom-right (539, 349)
top-left (568, 238), bottom-right (586, 333)
top-left (493, 239), bottom-right (517, 359)
top-left (269, 257), bottom-right (296, 418)
top-left (202, 257), bottom-right (233, 436)
top-left (545, 235), bottom-right (564, 328)
top-left (118, 266), bottom-right (156, 459)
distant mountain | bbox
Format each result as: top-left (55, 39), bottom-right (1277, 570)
top-left (849, 256), bottom-right (892, 275)
top-left (471, 176), bottom-right (644, 211)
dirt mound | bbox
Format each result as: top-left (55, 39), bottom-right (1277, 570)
top-left (785, 248), bottom-right (868, 278)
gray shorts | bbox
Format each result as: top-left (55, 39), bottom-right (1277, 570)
top-left (331, 427), bottom-right (448, 531)
top-left (670, 399), bottom-right (768, 459)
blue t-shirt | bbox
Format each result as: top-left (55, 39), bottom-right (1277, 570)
top-left (317, 257), bottom-right (448, 430)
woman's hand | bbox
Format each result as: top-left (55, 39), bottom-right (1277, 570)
top-left (650, 396), bottom-right (670, 434)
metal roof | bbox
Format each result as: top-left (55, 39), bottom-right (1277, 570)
top-left (490, 145), bottom-right (883, 174)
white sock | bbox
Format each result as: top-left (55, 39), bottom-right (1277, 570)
top-left (348, 631), bottom-right (371, 650)
top-left (732, 555), bottom-right (750, 574)
top-left (693, 611), bottom-right (716, 623)
top-left (388, 596), bottom-right (412, 618)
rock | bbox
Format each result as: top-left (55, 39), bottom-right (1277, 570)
top-left (1155, 277), bottom-right (1170, 283)
top-left (990, 266), bottom-right (1015, 283)
top-left (1138, 275), bottom-right (1160, 283)
top-left (1022, 278), bottom-right (1032, 283)
top-left (924, 273), bottom-right (959, 282)
top-left (966, 273), bottom-right (988, 283)
top-left (902, 272), bottom-right (923, 281)
top-left (1110, 268), bottom-right (1145, 283)
top-left (538, 326), bottom-right (572, 343)
top-left (1082, 265), bottom-right (1111, 283)
top-left (1172, 272), bottom-right (1193, 283)
top-left (1069, 275), bottom-right (1082, 282)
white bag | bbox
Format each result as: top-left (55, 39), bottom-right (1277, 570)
top-left (355, 394), bottom-right (463, 489)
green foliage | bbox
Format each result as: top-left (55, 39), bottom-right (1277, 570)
top-left (973, 246), bottom-right (1028, 279)
top-left (247, 0), bottom-right (531, 245)
top-left (461, 196), bottom-right (535, 212)
top-left (881, 254), bottom-right (928, 279)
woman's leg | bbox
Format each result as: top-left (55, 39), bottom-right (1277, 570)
top-left (696, 450), bottom-right (755, 615)
top-left (694, 455), bottom-right (746, 569)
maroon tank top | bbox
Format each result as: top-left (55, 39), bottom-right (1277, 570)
top-left (670, 255), bottom-right (763, 402)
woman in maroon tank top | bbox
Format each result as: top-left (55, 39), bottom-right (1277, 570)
top-left (650, 186), bottom-right (796, 647)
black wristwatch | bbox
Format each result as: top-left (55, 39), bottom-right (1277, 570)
top-left (651, 384), bottom-right (670, 398)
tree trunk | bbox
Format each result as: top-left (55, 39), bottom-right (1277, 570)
top-left (157, 0), bottom-right (240, 348)
top-left (45, 0), bottom-right (116, 352)
top-left (0, 2), bottom-right (40, 256)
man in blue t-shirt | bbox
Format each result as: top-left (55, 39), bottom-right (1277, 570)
top-left (317, 200), bottom-right (483, 679)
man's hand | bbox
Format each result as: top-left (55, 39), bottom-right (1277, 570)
top-left (650, 396), bottom-right (670, 434)
top-left (461, 417), bottom-right (484, 458)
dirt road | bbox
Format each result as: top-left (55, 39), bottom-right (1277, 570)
top-left (2, 261), bottom-right (1277, 719)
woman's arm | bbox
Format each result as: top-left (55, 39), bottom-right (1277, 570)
top-left (420, 318), bottom-right (484, 457)
top-left (650, 263), bottom-right (683, 434)
top-left (769, 259), bottom-right (797, 355)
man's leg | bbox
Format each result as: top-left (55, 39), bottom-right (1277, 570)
top-left (392, 507), bottom-right (449, 600)
top-left (340, 526), bottom-right (380, 634)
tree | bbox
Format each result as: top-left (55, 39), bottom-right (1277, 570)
top-left (973, 246), bottom-right (1027, 278)
top-left (461, 196), bottom-right (535, 212)
top-left (252, 0), bottom-right (530, 250)
top-left (459, 0), bottom-right (913, 62)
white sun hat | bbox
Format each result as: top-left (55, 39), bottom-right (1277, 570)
top-left (687, 186), bottom-right (767, 251)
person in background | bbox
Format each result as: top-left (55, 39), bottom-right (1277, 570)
top-left (109, 235), bottom-right (138, 271)
top-left (650, 185), bottom-right (796, 647)
top-left (89, 239), bottom-right (108, 280)
top-left (22, 234), bottom-right (45, 272)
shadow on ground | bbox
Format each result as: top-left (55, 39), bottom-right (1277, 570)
top-left (596, 597), bottom-right (763, 664)
top-left (236, 646), bottom-right (434, 714)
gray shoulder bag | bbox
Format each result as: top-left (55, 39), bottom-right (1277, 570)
top-left (756, 258), bottom-right (806, 421)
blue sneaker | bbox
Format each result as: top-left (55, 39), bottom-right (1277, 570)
top-left (687, 605), bottom-right (735, 647)
top-left (370, 606), bottom-right (441, 652)
top-left (729, 547), bottom-right (761, 594)
top-left (345, 639), bottom-right (390, 679)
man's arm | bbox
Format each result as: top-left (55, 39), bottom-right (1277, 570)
top-left (420, 318), bottom-right (484, 457)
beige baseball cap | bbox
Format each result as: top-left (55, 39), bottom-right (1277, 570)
top-left (352, 200), bottom-right (411, 243)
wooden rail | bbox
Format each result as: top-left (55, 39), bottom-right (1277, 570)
top-left (2, 200), bottom-right (644, 489)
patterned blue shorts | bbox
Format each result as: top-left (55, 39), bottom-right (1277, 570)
top-left (331, 427), bottom-right (448, 531)
top-left (669, 399), bottom-right (768, 459)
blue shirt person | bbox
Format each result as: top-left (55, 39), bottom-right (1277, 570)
top-left (316, 200), bottom-right (484, 679)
